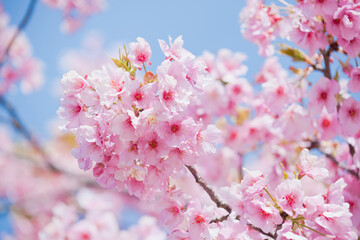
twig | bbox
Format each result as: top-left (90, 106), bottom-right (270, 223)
top-left (0, 96), bottom-right (38, 148)
top-left (320, 49), bottom-right (331, 79)
top-left (210, 214), bottom-right (230, 224)
top-left (248, 223), bottom-right (275, 239)
top-left (185, 165), bottom-right (232, 213)
top-left (309, 63), bottom-right (325, 74)
top-left (274, 211), bottom-right (288, 238)
top-left (0, 0), bottom-right (38, 66)
top-left (0, 96), bottom-right (59, 172)
top-left (187, 165), bottom-right (289, 239)
top-left (310, 141), bottom-right (360, 180)
top-left (320, 42), bottom-right (338, 80)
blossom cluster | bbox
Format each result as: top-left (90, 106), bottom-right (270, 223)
top-left (42, 0), bottom-right (106, 33)
top-left (0, 3), bottom-right (43, 94)
top-left (57, 26), bottom-right (360, 237)
top-left (240, 0), bottom-right (360, 58)
top-left (39, 189), bottom-right (166, 240)
top-left (58, 36), bottom-right (220, 200)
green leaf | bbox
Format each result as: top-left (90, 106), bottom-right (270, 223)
top-left (111, 57), bottom-right (129, 71)
top-left (279, 44), bottom-right (308, 63)
top-left (280, 163), bottom-right (288, 180)
top-left (334, 70), bottom-right (339, 81)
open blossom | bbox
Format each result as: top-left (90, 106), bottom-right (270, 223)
top-left (159, 35), bottom-right (194, 61)
top-left (129, 37), bottom-right (152, 68)
top-left (338, 97), bottom-right (360, 136)
top-left (297, 148), bottom-right (329, 180)
top-left (349, 66), bottom-right (360, 92)
top-left (307, 77), bottom-right (340, 115)
top-left (255, 57), bottom-right (287, 84)
top-left (289, 15), bottom-right (328, 55)
top-left (317, 108), bottom-right (341, 140)
top-left (244, 198), bottom-right (282, 233)
top-left (185, 201), bottom-right (214, 240)
top-left (276, 104), bottom-right (314, 141)
top-left (275, 179), bottom-right (304, 215)
top-left (239, 0), bottom-right (282, 56)
top-left (262, 78), bottom-right (295, 115)
top-left (42, 0), bottom-right (107, 33)
top-left (215, 49), bottom-right (247, 79)
top-left (313, 0), bottom-right (338, 16)
top-left (325, 3), bottom-right (360, 42)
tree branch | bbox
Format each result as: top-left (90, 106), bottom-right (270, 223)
top-left (0, 96), bottom-right (59, 172)
top-left (310, 141), bottom-right (360, 180)
top-left (186, 165), bottom-right (289, 239)
top-left (185, 165), bottom-right (232, 213)
top-left (0, 0), bottom-right (38, 66)
top-left (320, 42), bottom-right (338, 80)
top-left (320, 49), bottom-right (331, 79)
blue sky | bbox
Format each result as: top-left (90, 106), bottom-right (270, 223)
top-left (1, 0), bottom-right (269, 140)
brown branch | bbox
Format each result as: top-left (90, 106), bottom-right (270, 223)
top-left (310, 141), bottom-right (360, 180)
top-left (309, 63), bottom-right (325, 74)
top-left (210, 214), bottom-right (230, 224)
top-left (0, 96), bottom-right (59, 172)
top-left (185, 165), bottom-right (232, 213)
top-left (248, 223), bottom-right (275, 239)
top-left (320, 49), bottom-right (331, 79)
top-left (320, 42), bottom-right (338, 80)
top-left (0, 0), bottom-right (38, 66)
top-left (274, 211), bottom-right (289, 239)
top-left (0, 96), bottom-right (40, 150)
top-left (187, 164), bottom-right (288, 239)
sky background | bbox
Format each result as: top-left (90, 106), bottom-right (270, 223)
top-left (0, 0), bottom-right (272, 140)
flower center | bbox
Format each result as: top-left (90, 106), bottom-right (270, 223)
top-left (171, 124), bottom-right (180, 133)
top-left (276, 86), bottom-right (284, 96)
top-left (322, 118), bottom-right (330, 127)
top-left (163, 91), bottom-right (173, 100)
top-left (233, 85), bottom-right (242, 95)
top-left (148, 140), bottom-right (158, 149)
top-left (349, 108), bottom-right (357, 118)
top-left (320, 92), bottom-right (327, 100)
top-left (134, 92), bottom-right (142, 101)
top-left (195, 215), bottom-right (205, 224)
top-left (137, 53), bottom-right (147, 62)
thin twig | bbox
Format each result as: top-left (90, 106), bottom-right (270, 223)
top-left (0, 96), bottom-right (59, 172)
top-left (185, 165), bottom-right (232, 213)
top-left (248, 223), bottom-right (275, 239)
top-left (0, 96), bottom-right (38, 147)
top-left (310, 141), bottom-right (360, 180)
top-left (187, 164), bottom-right (289, 239)
top-left (0, 0), bottom-right (38, 66)
top-left (210, 214), bottom-right (230, 224)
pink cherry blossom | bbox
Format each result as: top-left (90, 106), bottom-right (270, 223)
top-left (348, 66), bottom-right (360, 92)
top-left (289, 15), bottom-right (328, 56)
top-left (338, 97), bottom-right (360, 136)
top-left (129, 37), bottom-right (152, 68)
top-left (244, 198), bottom-right (282, 233)
top-left (317, 108), bottom-right (341, 140)
top-left (159, 36), bottom-right (194, 61)
top-left (326, 3), bottom-right (360, 42)
top-left (275, 179), bottom-right (305, 215)
top-left (240, 0), bottom-right (282, 56)
top-left (297, 148), bottom-right (329, 180)
top-left (255, 57), bottom-right (287, 84)
top-left (307, 77), bottom-right (340, 115)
